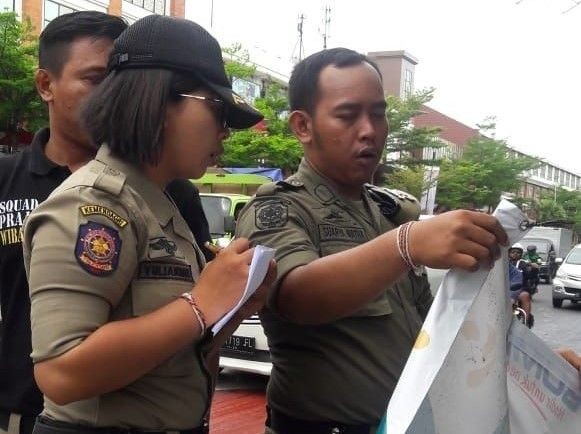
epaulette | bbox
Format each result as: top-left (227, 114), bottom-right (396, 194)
top-left (92, 164), bottom-right (127, 196)
top-left (365, 184), bottom-right (421, 225)
top-left (255, 177), bottom-right (304, 198)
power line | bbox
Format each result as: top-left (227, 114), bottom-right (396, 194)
top-left (563, 0), bottom-right (581, 14)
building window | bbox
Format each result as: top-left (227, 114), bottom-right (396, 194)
top-left (542, 164), bottom-right (548, 179)
top-left (403, 68), bottom-right (413, 99)
top-left (127, 0), bottom-right (166, 14)
top-left (0, 0), bottom-right (15, 12)
top-left (44, 0), bottom-right (77, 27)
top-left (232, 77), bottom-right (261, 104)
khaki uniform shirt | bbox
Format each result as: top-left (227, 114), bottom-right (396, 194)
top-left (23, 146), bottom-right (210, 429)
top-left (236, 159), bottom-right (433, 425)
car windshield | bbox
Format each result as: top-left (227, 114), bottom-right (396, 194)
top-left (200, 196), bottom-right (231, 236)
top-left (565, 248), bottom-right (581, 265)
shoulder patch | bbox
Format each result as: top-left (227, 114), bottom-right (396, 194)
top-left (255, 200), bottom-right (288, 229)
top-left (80, 204), bottom-right (128, 228)
top-left (75, 221), bottom-right (122, 276)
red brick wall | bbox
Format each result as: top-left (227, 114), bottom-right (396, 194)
top-left (22, 0), bottom-right (43, 35)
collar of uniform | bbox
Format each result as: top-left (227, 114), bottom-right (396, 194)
top-left (28, 128), bottom-right (70, 176)
top-left (295, 158), bottom-right (369, 206)
top-left (95, 145), bottom-right (175, 226)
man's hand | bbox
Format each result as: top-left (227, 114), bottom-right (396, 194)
top-left (409, 210), bottom-right (508, 271)
top-left (556, 348), bottom-right (581, 371)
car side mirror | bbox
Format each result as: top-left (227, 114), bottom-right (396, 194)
top-left (224, 215), bottom-right (236, 234)
top-left (555, 258), bottom-right (563, 265)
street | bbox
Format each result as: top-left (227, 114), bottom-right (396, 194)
top-left (531, 283), bottom-right (581, 353)
top-left (210, 282), bottom-right (581, 434)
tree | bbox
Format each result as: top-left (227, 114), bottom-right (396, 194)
top-left (219, 44), bottom-right (302, 172)
top-left (383, 88), bottom-right (442, 167)
top-left (436, 121), bottom-right (539, 211)
top-left (0, 12), bottom-right (46, 149)
top-left (221, 83), bottom-right (302, 172)
top-left (376, 88), bottom-right (442, 188)
top-left (223, 43), bottom-right (256, 81)
top-left (384, 166), bottom-right (432, 200)
top-left (532, 188), bottom-right (581, 233)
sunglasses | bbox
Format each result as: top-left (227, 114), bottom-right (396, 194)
top-left (179, 93), bottom-right (229, 129)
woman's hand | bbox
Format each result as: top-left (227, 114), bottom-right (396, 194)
top-left (193, 238), bottom-right (254, 326)
top-left (409, 210), bottom-right (508, 271)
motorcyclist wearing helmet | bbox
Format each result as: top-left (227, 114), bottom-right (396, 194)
top-left (523, 244), bottom-right (542, 289)
top-left (508, 245), bottom-right (533, 328)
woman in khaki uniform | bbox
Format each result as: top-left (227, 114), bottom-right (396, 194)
top-left (22, 15), bottom-right (274, 434)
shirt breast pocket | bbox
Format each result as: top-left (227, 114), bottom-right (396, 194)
top-left (131, 261), bottom-right (197, 376)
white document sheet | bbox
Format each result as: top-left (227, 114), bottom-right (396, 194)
top-left (211, 245), bottom-right (275, 334)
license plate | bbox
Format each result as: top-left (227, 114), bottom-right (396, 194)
top-left (222, 335), bottom-right (256, 355)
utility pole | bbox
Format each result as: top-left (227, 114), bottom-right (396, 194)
top-left (210, 0), bottom-right (214, 28)
top-left (321, 5), bottom-right (331, 49)
top-left (293, 14), bottom-right (305, 63)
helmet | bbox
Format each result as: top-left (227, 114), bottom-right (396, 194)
top-left (509, 244), bottom-right (523, 254)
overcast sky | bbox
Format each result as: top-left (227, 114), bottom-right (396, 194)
top-left (186, 0), bottom-right (581, 175)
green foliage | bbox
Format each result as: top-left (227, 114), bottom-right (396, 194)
top-left (436, 159), bottom-right (493, 209)
top-left (436, 121), bottom-right (539, 210)
top-left (384, 88), bottom-right (443, 167)
top-left (223, 43), bottom-right (256, 80)
top-left (0, 12), bottom-right (46, 140)
top-left (221, 83), bottom-right (302, 172)
top-left (533, 188), bottom-right (581, 233)
top-left (383, 166), bottom-right (434, 199)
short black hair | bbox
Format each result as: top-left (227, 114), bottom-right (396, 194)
top-left (288, 47), bottom-right (382, 114)
top-left (81, 68), bottom-right (201, 166)
top-left (39, 11), bottom-right (127, 76)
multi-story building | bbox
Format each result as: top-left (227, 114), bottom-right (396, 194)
top-left (367, 49), bottom-right (581, 203)
top-left (1, 0), bottom-right (184, 31)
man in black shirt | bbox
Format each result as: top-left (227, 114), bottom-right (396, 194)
top-left (0, 12), bottom-right (211, 434)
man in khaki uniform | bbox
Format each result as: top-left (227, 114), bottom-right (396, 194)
top-left (236, 48), bottom-right (508, 434)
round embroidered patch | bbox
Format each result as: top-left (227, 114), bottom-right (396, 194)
top-left (75, 222), bottom-right (122, 276)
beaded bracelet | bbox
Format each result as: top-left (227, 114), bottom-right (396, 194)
top-left (396, 221), bottom-right (420, 270)
top-left (179, 292), bottom-right (207, 335)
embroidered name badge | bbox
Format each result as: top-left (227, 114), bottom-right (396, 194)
top-left (148, 237), bottom-right (178, 258)
top-left (255, 201), bottom-right (288, 229)
top-left (138, 261), bottom-right (193, 282)
top-left (79, 204), bottom-right (128, 228)
top-left (75, 222), bottom-right (121, 276)
top-left (318, 224), bottom-right (366, 242)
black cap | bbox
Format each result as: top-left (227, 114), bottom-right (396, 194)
top-left (108, 15), bottom-right (263, 129)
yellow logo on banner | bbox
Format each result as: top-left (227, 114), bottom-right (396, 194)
top-left (414, 329), bottom-right (430, 349)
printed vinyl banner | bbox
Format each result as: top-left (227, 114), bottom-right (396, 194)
top-left (382, 200), bottom-right (581, 434)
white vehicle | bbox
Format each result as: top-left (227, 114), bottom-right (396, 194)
top-left (552, 244), bottom-right (581, 308)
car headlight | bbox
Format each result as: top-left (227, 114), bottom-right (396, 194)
top-left (556, 271), bottom-right (568, 279)
top-left (552, 279), bottom-right (565, 292)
